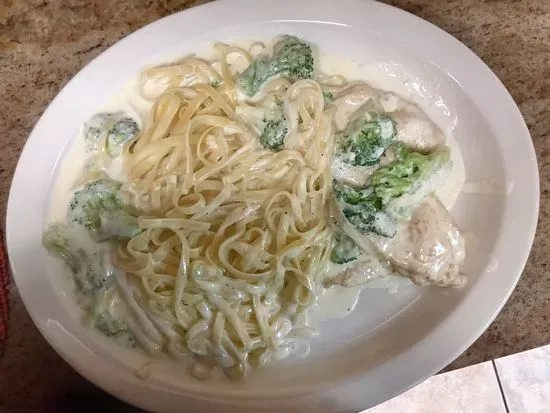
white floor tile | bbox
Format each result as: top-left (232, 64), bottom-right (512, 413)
top-left (495, 344), bottom-right (550, 413)
top-left (362, 361), bottom-right (506, 413)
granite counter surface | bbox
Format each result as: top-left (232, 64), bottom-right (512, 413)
top-left (0, 0), bottom-right (548, 411)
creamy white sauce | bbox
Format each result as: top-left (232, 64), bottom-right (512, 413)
top-left (47, 38), bottom-right (467, 351)
top-left (312, 262), bottom-right (413, 323)
top-left (464, 231), bottom-right (480, 252)
top-left (437, 134), bottom-right (465, 208)
top-left (485, 257), bottom-right (499, 273)
top-left (462, 179), bottom-right (514, 196)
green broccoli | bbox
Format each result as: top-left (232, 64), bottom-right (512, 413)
top-left (93, 309), bottom-right (136, 346)
top-left (43, 225), bottom-right (95, 296)
top-left (236, 35), bottom-right (314, 96)
top-left (42, 224), bottom-right (83, 273)
top-left (333, 146), bottom-right (451, 237)
top-left (323, 90), bottom-right (334, 105)
top-left (83, 113), bottom-right (139, 156)
top-left (259, 118), bottom-right (287, 151)
top-left (94, 311), bottom-right (131, 337)
top-left (42, 224), bottom-right (115, 296)
top-left (235, 97), bottom-right (288, 150)
top-left (334, 181), bottom-right (397, 237)
top-left (333, 180), bottom-right (370, 204)
top-left (255, 99), bottom-right (288, 151)
top-left (68, 179), bottom-right (141, 242)
top-left (106, 117), bottom-right (139, 156)
top-left (43, 224), bottom-right (134, 346)
top-left (330, 231), bottom-right (361, 264)
top-left (370, 147), bottom-right (451, 204)
top-left (337, 114), bottom-right (396, 167)
top-left (84, 113), bottom-right (111, 147)
top-left (272, 36), bottom-right (314, 79)
top-left (344, 202), bottom-right (397, 237)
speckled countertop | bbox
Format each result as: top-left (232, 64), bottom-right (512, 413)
top-left (0, 0), bottom-right (548, 411)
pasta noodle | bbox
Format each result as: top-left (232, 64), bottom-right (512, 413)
top-left (116, 43), bottom-right (336, 379)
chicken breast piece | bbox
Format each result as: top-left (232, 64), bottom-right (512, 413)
top-left (368, 196), bottom-right (466, 288)
top-left (332, 83), bottom-right (384, 130)
top-left (390, 109), bottom-right (446, 154)
top-left (332, 83), bottom-right (446, 152)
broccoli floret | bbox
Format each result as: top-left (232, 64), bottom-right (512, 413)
top-left (330, 231), bottom-right (360, 264)
top-left (333, 180), bottom-right (371, 205)
top-left (236, 35), bottom-right (314, 96)
top-left (83, 113), bottom-right (111, 148)
top-left (323, 90), bottom-right (334, 105)
top-left (370, 147), bottom-right (451, 204)
top-left (236, 57), bottom-right (271, 97)
top-left (272, 36), bottom-right (314, 79)
top-left (343, 203), bottom-right (397, 237)
top-left (42, 224), bottom-right (83, 272)
top-left (94, 311), bottom-right (130, 337)
top-left (83, 113), bottom-right (139, 156)
top-left (68, 179), bottom-right (141, 242)
top-left (260, 118), bottom-right (287, 151)
top-left (94, 310), bottom-right (137, 346)
top-left (249, 99), bottom-right (288, 151)
top-left (235, 98), bottom-right (288, 150)
top-left (333, 146), bottom-right (452, 237)
top-left (333, 181), bottom-right (396, 237)
top-left (337, 114), bottom-right (396, 167)
top-left (43, 225), bottom-right (96, 296)
top-left (42, 224), bottom-right (116, 296)
top-left (106, 117), bottom-right (139, 156)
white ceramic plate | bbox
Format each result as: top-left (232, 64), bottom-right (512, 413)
top-left (6, 0), bottom-right (539, 411)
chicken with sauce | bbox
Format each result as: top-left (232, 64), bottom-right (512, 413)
top-left (327, 81), bottom-right (466, 289)
top-left (332, 83), bottom-right (446, 152)
top-left (369, 196), bottom-right (466, 287)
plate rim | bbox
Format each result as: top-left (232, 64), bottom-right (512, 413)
top-left (6, 0), bottom-right (539, 410)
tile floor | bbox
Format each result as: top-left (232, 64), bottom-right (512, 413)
top-left (362, 343), bottom-right (550, 412)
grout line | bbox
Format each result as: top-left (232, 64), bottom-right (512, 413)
top-left (492, 360), bottom-right (510, 413)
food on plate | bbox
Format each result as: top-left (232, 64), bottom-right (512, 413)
top-left (43, 35), bottom-right (465, 380)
